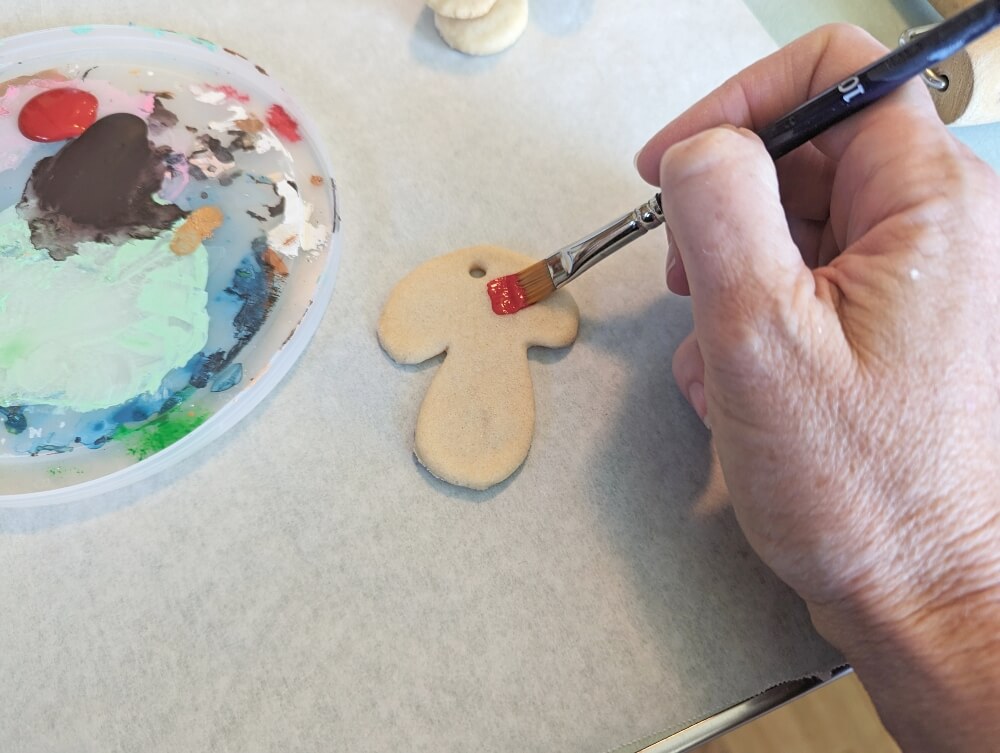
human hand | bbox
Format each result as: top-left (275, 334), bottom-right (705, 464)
top-left (636, 24), bottom-right (1000, 748)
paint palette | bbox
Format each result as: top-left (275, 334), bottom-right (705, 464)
top-left (0, 26), bottom-right (340, 504)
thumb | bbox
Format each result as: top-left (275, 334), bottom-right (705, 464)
top-left (660, 127), bottom-right (810, 364)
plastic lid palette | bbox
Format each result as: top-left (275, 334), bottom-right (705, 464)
top-left (0, 26), bottom-right (341, 504)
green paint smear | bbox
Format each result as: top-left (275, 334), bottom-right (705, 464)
top-left (111, 398), bottom-right (209, 461)
top-left (0, 206), bottom-right (210, 411)
top-left (47, 465), bottom-right (84, 477)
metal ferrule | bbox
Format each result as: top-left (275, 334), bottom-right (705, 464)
top-left (546, 194), bottom-right (664, 288)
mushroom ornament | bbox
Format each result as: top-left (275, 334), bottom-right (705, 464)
top-left (378, 245), bottom-right (579, 490)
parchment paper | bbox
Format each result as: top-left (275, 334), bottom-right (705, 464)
top-left (0, 3), bottom-right (842, 752)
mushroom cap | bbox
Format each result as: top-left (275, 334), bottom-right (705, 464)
top-left (378, 244), bottom-right (578, 364)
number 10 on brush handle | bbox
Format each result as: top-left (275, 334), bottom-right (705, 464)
top-left (758, 0), bottom-right (1000, 159)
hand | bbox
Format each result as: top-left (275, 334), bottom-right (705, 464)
top-left (636, 24), bottom-right (1000, 749)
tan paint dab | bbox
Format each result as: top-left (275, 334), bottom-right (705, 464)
top-left (170, 206), bottom-right (224, 256)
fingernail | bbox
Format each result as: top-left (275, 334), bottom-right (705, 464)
top-left (666, 246), bottom-right (678, 275)
top-left (633, 150), bottom-right (641, 171)
top-left (689, 382), bottom-right (710, 430)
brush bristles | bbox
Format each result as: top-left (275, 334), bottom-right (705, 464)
top-left (515, 261), bottom-right (556, 308)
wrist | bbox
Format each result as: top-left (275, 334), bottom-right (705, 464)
top-left (809, 578), bottom-right (1000, 749)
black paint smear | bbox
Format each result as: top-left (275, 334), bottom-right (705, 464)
top-left (189, 135), bottom-right (235, 168)
top-left (246, 210), bottom-right (266, 222)
top-left (148, 95), bottom-right (179, 132)
top-left (182, 240), bottom-right (284, 390)
top-left (189, 165), bottom-right (241, 187)
top-left (30, 444), bottom-right (73, 456)
top-left (266, 193), bottom-right (285, 218)
top-left (228, 237), bottom-right (282, 349)
top-left (258, 177), bottom-right (289, 219)
top-left (158, 388), bottom-right (191, 415)
top-left (189, 350), bottom-right (227, 389)
top-left (330, 177), bottom-right (341, 234)
top-left (205, 135), bottom-right (234, 164)
top-left (22, 113), bottom-right (185, 260)
top-left (0, 406), bottom-right (26, 434)
top-left (188, 135), bottom-right (238, 185)
top-left (228, 131), bottom-right (257, 152)
top-left (163, 151), bottom-right (189, 191)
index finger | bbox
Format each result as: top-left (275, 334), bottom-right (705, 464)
top-left (635, 23), bottom-right (943, 183)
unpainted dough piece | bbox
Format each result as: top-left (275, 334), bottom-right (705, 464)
top-left (427, 0), bottom-right (498, 21)
top-left (378, 245), bottom-right (579, 490)
top-left (433, 0), bottom-right (529, 56)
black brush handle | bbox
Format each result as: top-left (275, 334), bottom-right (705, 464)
top-left (757, 0), bottom-right (1000, 159)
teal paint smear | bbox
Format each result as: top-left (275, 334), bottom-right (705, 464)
top-left (0, 207), bottom-right (210, 412)
top-left (188, 36), bottom-right (218, 50)
top-left (70, 26), bottom-right (95, 35)
top-left (137, 26), bottom-right (169, 38)
top-left (143, 29), bottom-right (216, 50)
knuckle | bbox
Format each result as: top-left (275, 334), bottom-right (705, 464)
top-left (661, 127), bottom-right (746, 178)
top-left (660, 128), bottom-right (768, 203)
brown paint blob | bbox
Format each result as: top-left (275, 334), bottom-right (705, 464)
top-left (262, 247), bottom-right (289, 276)
top-left (0, 70), bottom-right (68, 97)
top-left (30, 113), bottom-right (183, 230)
top-left (234, 115), bottom-right (264, 133)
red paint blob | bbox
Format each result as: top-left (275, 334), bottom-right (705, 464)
top-left (487, 274), bottom-right (528, 316)
top-left (266, 104), bottom-right (301, 143)
top-left (18, 88), bottom-right (99, 142)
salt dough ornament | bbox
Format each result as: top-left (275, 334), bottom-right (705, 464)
top-left (378, 245), bottom-right (579, 490)
top-left (427, 0), bottom-right (498, 20)
top-left (434, 0), bottom-right (529, 56)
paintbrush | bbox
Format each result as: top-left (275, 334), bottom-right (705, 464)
top-left (486, 0), bottom-right (1000, 315)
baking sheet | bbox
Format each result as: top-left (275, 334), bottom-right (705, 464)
top-left (0, 2), bottom-right (842, 751)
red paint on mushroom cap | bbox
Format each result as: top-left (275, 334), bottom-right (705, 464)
top-left (486, 273), bottom-right (528, 315)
